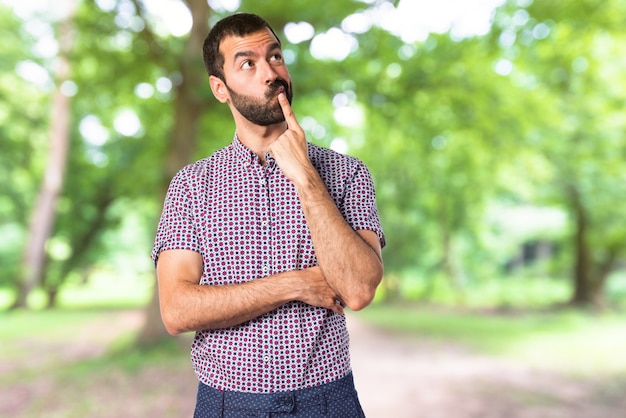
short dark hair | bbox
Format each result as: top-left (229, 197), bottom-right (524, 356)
top-left (202, 13), bottom-right (282, 81)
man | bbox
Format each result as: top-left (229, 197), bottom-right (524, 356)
top-left (152, 12), bottom-right (385, 417)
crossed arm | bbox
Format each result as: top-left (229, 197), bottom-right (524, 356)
top-left (156, 93), bottom-right (383, 335)
top-left (157, 226), bottom-right (380, 335)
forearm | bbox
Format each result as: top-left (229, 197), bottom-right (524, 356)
top-left (158, 273), bottom-right (296, 334)
top-left (156, 251), bottom-right (343, 335)
top-left (295, 169), bottom-right (384, 311)
top-left (268, 93), bottom-right (383, 310)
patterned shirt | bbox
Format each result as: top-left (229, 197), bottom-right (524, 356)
top-left (152, 135), bottom-right (385, 393)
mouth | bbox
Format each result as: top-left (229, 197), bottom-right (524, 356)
top-left (267, 80), bottom-right (288, 98)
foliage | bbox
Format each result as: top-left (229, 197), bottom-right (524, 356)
top-left (490, 0), bottom-right (626, 305)
top-left (0, 5), bottom-right (49, 286)
top-left (1, 0), bottom-right (625, 308)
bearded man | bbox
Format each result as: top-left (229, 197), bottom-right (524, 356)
top-left (152, 13), bottom-right (385, 418)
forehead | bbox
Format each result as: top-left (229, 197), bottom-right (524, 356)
top-left (219, 28), bottom-right (281, 62)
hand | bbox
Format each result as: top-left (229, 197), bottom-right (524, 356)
top-left (293, 266), bottom-right (344, 315)
top-left (269, 93), bottom-right (312, 186)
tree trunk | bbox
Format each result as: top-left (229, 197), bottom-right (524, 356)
top-left (136, 0), bottom-right (211, 346)
top-left (568, 186), bottom-right (603, 307)
top-left (135, 283), bottom-right (168, 347)
top-left (45, 288), bottom-right (59, 309)
top-left (43, 190), bottom-right (114, 308)
top-left (11, 2), bottom-right (78, 309)
top-left (441, 228), bottom-right (464, 290)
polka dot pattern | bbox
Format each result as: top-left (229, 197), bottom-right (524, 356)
top-left (152, 135), bottom-right (385, 393)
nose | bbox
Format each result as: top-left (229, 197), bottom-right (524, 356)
top-left (259, 60), bottom-right (278, 84)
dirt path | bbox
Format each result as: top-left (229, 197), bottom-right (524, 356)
top-left (347, 315), bottom-right (625, 418)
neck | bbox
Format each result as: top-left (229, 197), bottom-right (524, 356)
top-left (234, 117), bottom-right (288, 162)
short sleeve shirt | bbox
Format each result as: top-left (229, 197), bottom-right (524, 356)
top-left (152, 135), bottom-right (385, 393)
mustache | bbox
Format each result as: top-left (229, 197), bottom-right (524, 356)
top-left (266, 79), bottom-right (289, 98)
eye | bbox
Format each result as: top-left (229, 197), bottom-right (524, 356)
top-left (270, 53), bottom-right (284, 64)
top-left (241, 60), bottom-right (254, 70)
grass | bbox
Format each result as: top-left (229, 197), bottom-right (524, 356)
top-left (3, 272), bottom-right (626, 380)
top-left (5, 300), bottom-right (624, 381)
top-left (0, 306), bottom-right (196, 418)
top-left (379, 271), bottom-right (626, 310)
top-left (2, 280), bottom-right (626, 417)
top-left (0, 269), bottom-right (153, 310)
top-left (356, 303), bottom-right (626, 376)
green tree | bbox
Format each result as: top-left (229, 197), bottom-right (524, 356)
top-left (4, 0), bottom-right (625, 316)
top-left (0, 5), bottom-right (48, 289)
top-left (336, 24), bottom-right (542, 300)
top-left (11, 1), bottom-right (79, 308)
top-left (493, 0), bottom-right (626, 306)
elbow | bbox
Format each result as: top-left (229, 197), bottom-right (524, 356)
top-left (164, 323), bottom-right (184, 336)
top-left (345, 290), bottom-right (375, 311)
top-left (162, 319), bottom-right (183, 336)
top-left (160, 309), bottom-right (186, 336)
top-left (345, 264), bottom-right (384, 312)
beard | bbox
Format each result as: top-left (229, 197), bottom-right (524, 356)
top-left (225, 79), bottom-right (293, 126)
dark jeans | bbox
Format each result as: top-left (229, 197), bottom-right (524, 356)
top-left (194, 373), bottom-right (366, 418)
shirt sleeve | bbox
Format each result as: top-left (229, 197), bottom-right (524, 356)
top-left (151, 167), bottom-right (199, 265)
top-left (342, 161), bottom-right (386, 248)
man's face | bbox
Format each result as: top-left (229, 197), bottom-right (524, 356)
top-left (225, 77), bottom-right (293, 126)
top-left (219, 29), bottom-right (293, 126)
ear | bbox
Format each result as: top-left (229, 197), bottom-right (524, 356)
top-left (209, 75), bottom-right (229, 103)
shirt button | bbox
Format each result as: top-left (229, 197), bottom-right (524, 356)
top-left (262, 265), bottom-right (269, 273)
top-left (263, 355), bottom-right (271, 363)
top-left (260, 179), bottom-right (266, 186)
top-left (261, 220), bottom-right (269, 227)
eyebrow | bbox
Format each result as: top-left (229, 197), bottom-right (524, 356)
top-left (233, 42), bottom-right (282, 63)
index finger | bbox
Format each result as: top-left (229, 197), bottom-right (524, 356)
top-left (278, 93), bottom-right (301, 131)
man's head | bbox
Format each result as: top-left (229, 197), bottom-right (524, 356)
top-left (202, 13), bottom-right (281, 82)
top-left (202, 13), bottom-right (293, 127)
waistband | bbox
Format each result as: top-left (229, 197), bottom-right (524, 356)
top-left (197, 373), bottom-right (357, 413)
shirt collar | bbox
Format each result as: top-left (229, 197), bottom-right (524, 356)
top-left (232, 134), bottom-right (276, 169)
top-left (231, 134), bottom-right (256, 166)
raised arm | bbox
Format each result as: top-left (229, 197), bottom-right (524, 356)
top-left (269, 93), bottom-right (384, 311)
top-left (156, 249), bottom-right (343, 335)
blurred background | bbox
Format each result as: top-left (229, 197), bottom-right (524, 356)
top-left (1, 0), bottom-right (625, 417)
